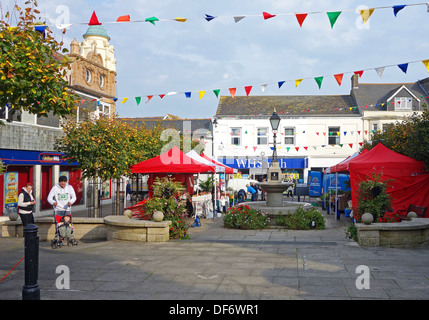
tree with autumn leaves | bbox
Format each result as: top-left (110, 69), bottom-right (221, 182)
top-left (0, 1), bottom-right (76, 120)
top-left (361, 110), bottom-right (429, 169)
top-left (55, 116), bottom-right (164, 181)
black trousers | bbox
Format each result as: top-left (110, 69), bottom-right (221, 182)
top-left (19, 213), bottom-right (35, 227)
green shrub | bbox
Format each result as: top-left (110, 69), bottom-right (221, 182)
top-left (275, 207), bottom-right (325, 230)
top-left (223, 204), bottom-right (270, 230)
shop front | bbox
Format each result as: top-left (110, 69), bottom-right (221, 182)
top-left (218, 157), bottom-right (308, 181)
top-left (0, 149), bottom-right (82, 216)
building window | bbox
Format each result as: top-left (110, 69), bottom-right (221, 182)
top-left (372, 124), bottom-right (378, 133)
top-left (328, 127), bottom-right (340, 145)
top-left (257, 128), bottom-right (268, 145)
top-left (284, 127), bottom-right (295, 145)
top-left (394, 97), bottom-right (412, 111)
top-left (382, 123), bottom-right (392, 132)
top-left (98, 74), bottom-right (105, 89)
top-left (85, 69), bottom-right (92, 84)
top-left (230, 128), bottom-right (241, 146)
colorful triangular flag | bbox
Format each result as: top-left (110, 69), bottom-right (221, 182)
top-left (295, 79), bottom-right (303, 87)
top-left (205, 14), bottom-right (216, 22)
top-left (175, 17), bottom-right (187, 22)
top-left (278, 81), bottom-right (285, 89)
top-left (360, 8), bottom-right (374, 24)
top-left (199, 91), bottom-right (206, 99)
top-left (245, 86), bottom-right (252, 96)
top-left (213, 89), bottom-right (221, 98)
top-left (146, 96), bottom-right (153, 103)
top-left (135, 97), bottom-right (141, 105)
top-left (89, 11), bottom-right (102, 26)
top-left (185, 92), bottom-right (192, 98)
top-left (393, 5), bottom-right (406, 17)
top-left (295, 13), bottom-right (308, 27)
top-left (327, 11), bottom-right (341, 29)
top-left (145, 17), bottom-right (159, 25)
top-left (314, 76), bottom-right (323, 89)
top-left (422, 60), bottom-right (429, 72)
top-left (229, 88), bottom-right (236, 98)
top-left (262, 12), bottom-right (276, 20)
top-left (398, 63), bottom-right (408, 74)
top-left (117, 15), bottom-right (130, 22)
top-left (354, 70), bottom-right (364, 78)
top-left (334, 74), bottom-right (343, 86)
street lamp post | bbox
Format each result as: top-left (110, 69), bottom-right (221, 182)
top-left (267, 109), bottom-right (283, 183)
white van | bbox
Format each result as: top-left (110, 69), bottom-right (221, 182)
top-left (227, 178), bottom-right (259, 192)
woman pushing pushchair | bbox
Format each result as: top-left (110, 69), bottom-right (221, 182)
top-left (47, 176), bottom-right (78, 248)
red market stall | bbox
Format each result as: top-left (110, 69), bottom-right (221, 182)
top-left (130, 146), bottom-right (216, 196)
top-left (329, 143), bottom-right (429, 215)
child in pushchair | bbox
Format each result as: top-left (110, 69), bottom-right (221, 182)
top-left (51, 209), bottom-right (78, 249)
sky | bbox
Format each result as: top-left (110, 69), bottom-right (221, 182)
top-left (3, 0), bottom-right (429, 119)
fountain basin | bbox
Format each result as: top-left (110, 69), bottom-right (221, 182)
top-left (258, 182), bottom-right (293, 207)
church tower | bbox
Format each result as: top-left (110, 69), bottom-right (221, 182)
top-left (69, 25), bottom-right (117, 118)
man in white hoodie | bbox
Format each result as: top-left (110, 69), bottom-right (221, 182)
top-left (47, 176), bottom-right (77, 212)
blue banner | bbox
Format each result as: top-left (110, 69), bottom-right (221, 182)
top-left (218, 157), bottom-right (307, 169)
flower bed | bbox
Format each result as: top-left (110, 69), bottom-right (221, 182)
top-left (223, 204), bottom-right (270, 230)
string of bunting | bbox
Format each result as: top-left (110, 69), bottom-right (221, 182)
top-left (33, 2), bottom-right (428, 29)
top-left (111, 59), bottom-right (429, 105)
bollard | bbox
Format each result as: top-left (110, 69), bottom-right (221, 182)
top-left (22, 224), bottom-right (40, 300)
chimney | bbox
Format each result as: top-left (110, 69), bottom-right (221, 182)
top-left (351, 74), bottom-right (359, 89)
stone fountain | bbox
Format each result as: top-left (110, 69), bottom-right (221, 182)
top-left (245, 110), bottom-right (311, 225)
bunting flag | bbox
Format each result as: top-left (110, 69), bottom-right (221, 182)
top-left (314, 76), bottom-right (324, 89)
top-left (121, 98), bottom-right (128, 104)
top-left (375, 67), bottom-right (385, 78)
top-left (117, 15), bottom-right (130, 22)
top-left (88, 11), bottom-right (102, 26)
top-left (145, 17), bottom-right (159, 25)
top-left (146, 96), bottom-right (153, 103)
top-left (135, 97), bottom-right (141, 105)
top-left (245, 86), bottom-right (253, 96)
top-left (25, 3), bottom-right (429, 30)
top-left (115, 58), bottom-right (429, 105)
top-left (262, 12), bottom-right (276, 20)
top-left (334, 74), bottom-right (343, 86)
top-left (354, 70), bottom-right (364, 77)
top-left (234, 16), bottom-right (246, 23)
top-left (34, 25), bottom-right (47, 38)
top-left (295, 13), bottom-right (308, 27)
top-left (398, 63), bottom-right (408, 74)
top-left (327, 11), bottom-right (341, 28)
top-left (393, 5), bottom-right (406, 17)
top-left (360, 8), bottom-right (375, 24)
top-left (229, 88), bottom-right (236, 98)
top-left (423, 60), bottom-right (429, 72)
top-left (205, 14), bottom-right (216, 22)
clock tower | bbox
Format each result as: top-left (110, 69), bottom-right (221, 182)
top-left (69, 25), bottom-right (117, 118)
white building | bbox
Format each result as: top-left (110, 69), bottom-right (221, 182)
top-left (213, 75), bottom-right (428, 182)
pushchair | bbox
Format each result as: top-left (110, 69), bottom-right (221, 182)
top-left (51, 209), bottom-right (78, 249)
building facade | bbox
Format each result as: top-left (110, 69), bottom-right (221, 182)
top-left (0, 25), bottom-right (116, 216)
top-left (213, 75), bottom-right (428, 182)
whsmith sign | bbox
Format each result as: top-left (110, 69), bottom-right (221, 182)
top-left (218, 157), bottom-right (308, 170)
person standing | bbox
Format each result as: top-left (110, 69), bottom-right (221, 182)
top-left (18, 183), bottom-right (36, 227)
top-left (47, 176), bottom-right (76, 212)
